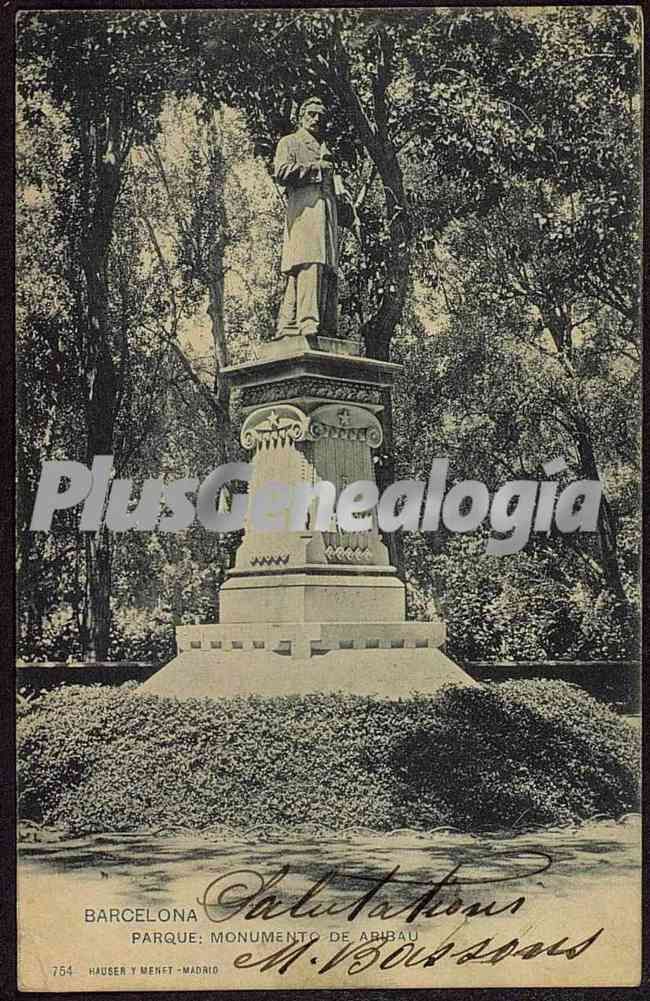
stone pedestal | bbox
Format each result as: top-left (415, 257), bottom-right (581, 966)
top-left (142, 335), bottom-right (475, 699)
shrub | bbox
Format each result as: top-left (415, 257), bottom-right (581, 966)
top-left (17, 680), bottom-right (639, 835)
top-left (18, 605), bottom-right (83, 662)
top-left (17, 604), bottom-right (177, 664)
top-left (109, 607), bottom-right (176, 662)
top-left (396, 680), bottom-right (640, 828)
top-left (565, 588), bottom-right (639, 661)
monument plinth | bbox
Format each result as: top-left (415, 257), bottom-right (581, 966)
top-left (144, 337), bottom-right (475, 699)
top-left (220, 339), bottom-right (399, 622)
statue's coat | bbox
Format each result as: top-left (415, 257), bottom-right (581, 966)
top-left (274, 127), bottom-right (339, 273)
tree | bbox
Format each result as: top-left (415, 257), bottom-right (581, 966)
top-left (393, 177), bottom-right (639, 657)
top-left (135, 98), bottom-right (282, 422)
top-left (191, 6), bottom-right (639, 574)
top-left (16, 92), bottom-right (174, 658)
top-left (193, 8), bottom-right (637, 352)
top-left (17, 11), bottom-right (198, 657)
top-left (16, 9), bottom-right (640, 662)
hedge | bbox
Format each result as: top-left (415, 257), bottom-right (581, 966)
top-left (17, 680), bottom-right (639, 836)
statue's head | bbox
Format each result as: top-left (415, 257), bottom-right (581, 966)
top-left (298, 97), bottom-right (326, 139)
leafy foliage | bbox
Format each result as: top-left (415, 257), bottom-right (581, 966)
top-left (18, 682), bottom-right (639, 835)
top-left (405, 534), bottom-right (638, 662)
top-left (109, 608), bottom-right (176, 663)
top-left (16, 9), bottom-right (640, 664)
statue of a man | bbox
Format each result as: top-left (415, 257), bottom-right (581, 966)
top-left (273, 97), bottom-right (354, 339)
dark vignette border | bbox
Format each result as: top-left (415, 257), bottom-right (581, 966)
top-left (1, 1), bottom-right (647, 999)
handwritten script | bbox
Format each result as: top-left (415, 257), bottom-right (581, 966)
top-left (196, 853), bottom-right (604, 975)
top-left (197, 854), bottom-right (550, 925)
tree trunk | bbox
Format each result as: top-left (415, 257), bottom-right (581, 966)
top-left (359, 153), bottom-right (413, 362)
top-left (543, 305), bottom-right (629, 612)
top-left (82, 274), bottom-right (118, 660)
top-left (78, 98), bottom-right (128, 660)
top-left (343, 118), bottom-right (412, 577)
top-left (84, 529), bottom-right (113, 661)
top-left (573, 415), bottom-right (628, 608)
top-left (330, 28), bottom-right (413, 363)
top-left (206, 114), bottom-right (231, 423)
top-left (208, 269), bottom-right (230, 417)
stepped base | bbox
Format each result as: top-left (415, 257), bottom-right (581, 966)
top-left (219, 572), bottom-right (405, 624)
top-left (139, 647), bottom-right (477, 700)
top-left (176, 619), bottom-right (446, 657)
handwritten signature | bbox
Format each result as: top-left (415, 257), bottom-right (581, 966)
top-left (230, 927), bottom-right (604, 976)
top-left (230, 924), bottom-right (600, 972)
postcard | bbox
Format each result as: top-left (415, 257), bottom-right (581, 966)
top-left (16, 6), bottom-right (641, 991)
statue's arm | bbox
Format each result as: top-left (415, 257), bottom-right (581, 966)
top-left (274, 137), bottom-right (322, 188)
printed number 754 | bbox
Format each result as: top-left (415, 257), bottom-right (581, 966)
top-left (51, 966), bottom-right (73, 976)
